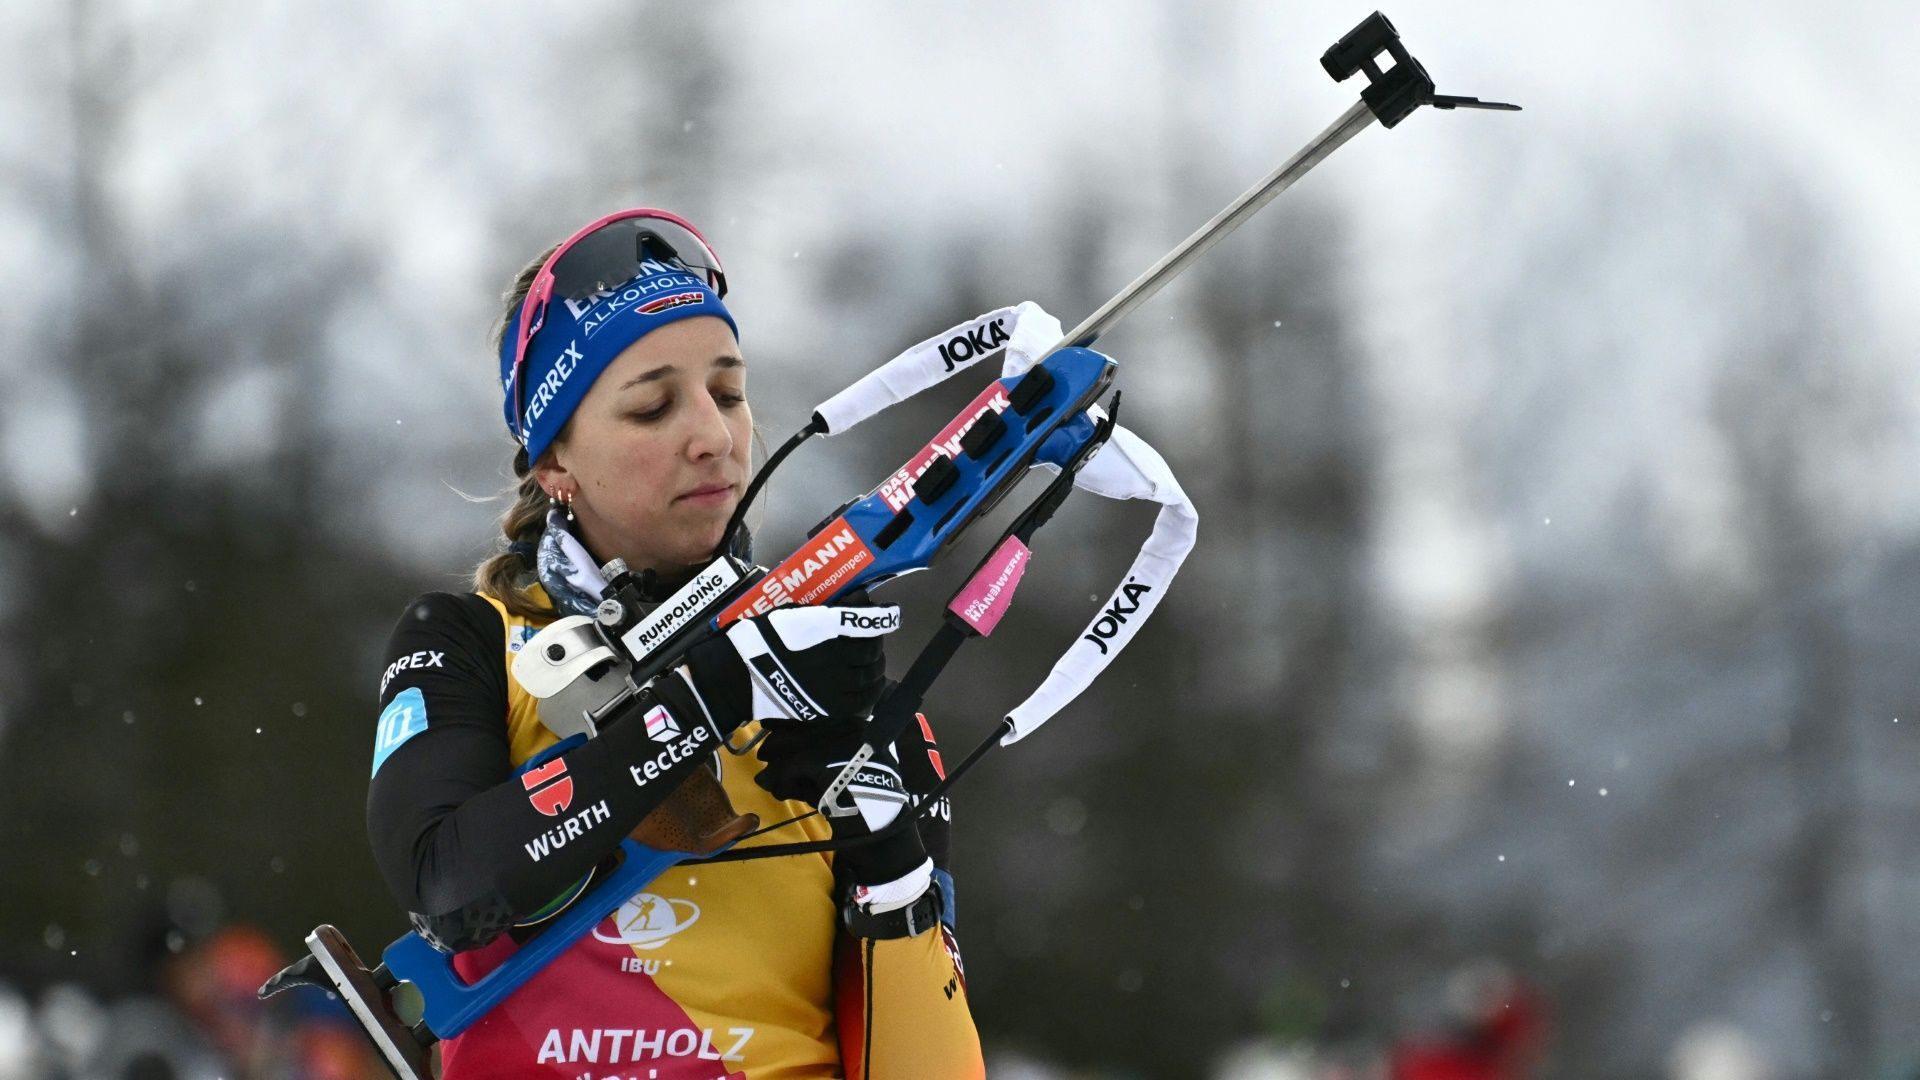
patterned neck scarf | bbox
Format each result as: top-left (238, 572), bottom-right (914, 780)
top-left (532, 511), bottom-right (752, 618)
top-left (533, 509), bottom-right (611, 618)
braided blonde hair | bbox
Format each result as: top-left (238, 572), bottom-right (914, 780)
top-left (471, 244), bottom-right (562, 619)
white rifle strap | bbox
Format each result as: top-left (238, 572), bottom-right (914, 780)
top-left (812, 302), bottom-right (1063, 435)
top-left (1001, 421), bottom-right (1198, 745)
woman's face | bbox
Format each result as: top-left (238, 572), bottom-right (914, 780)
top-left (534, 316), bottom-right (752, 576)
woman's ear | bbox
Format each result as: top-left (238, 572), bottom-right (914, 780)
top-left (530, 447), bottom-right (571, 500)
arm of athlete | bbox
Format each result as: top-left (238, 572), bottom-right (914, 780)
top-left (365, 592), bottom-right (899, 953)
top-left (365, 593), bottom-right (736, 951)
top-left (842, 711), bottom-right (982, 1078)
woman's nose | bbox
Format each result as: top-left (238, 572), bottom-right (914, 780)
top-left (684, 392), bottom-right (735, 461)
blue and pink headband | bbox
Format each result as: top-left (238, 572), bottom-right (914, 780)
top-left (499, 210), bottom-right (738, 462)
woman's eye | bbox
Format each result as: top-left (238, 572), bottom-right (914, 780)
top-left (714, 390), bottom-right (747, 408)
top-left (629, 401), bottom-right (671, 423)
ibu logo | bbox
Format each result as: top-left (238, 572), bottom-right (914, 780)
top-left (593, 893), bottom-right (701, 949)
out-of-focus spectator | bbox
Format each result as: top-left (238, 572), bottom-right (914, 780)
top-left (71, 895), bottom-right (380, 1080)
top-left (162, 924), bottom-right (285, 1072)
top-left (1388, 962), bottom-right (1549, 1080)
top-left (157, 923), bottom-right (378, 1080)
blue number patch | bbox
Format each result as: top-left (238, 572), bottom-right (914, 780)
top-left (372, 688), bottom-right (429, 777)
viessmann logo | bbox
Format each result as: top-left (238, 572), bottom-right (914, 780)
top-left (592, 892), bottom-right (701, 948)
top-left (717, 523), bottom-right (874, 624)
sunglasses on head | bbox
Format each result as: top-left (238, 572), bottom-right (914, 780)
top-left (508, 208), bottom-right (728, 443)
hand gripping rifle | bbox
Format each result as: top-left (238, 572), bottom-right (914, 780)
top-left (259, 14), bottom-right (1516, 1076)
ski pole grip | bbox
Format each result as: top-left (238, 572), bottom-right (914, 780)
top-left (1320, 11), bottom-right (1408, 82)
top-left (1320, 11), bottom-right (1520, 127)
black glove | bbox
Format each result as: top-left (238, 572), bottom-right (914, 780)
top-left (755, 716), bottom-right (930, 892)
top-left (679, 603), bottom-right (900, 731)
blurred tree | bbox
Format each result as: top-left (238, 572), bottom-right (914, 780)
top-left (0, 0), bottom-right (417, 992)
top-left (1372, 130), bottom-right (1898, 1077)
top-left (1708, 168), bottom-right (1883, 1078)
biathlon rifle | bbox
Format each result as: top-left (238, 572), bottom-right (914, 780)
top-left (259, 14), bottom-right (1517, 1077)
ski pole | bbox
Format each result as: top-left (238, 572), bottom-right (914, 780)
top-left (1053, 10), bottom-right (1518, 357)
top-left (1057, 98), bottom-right (1375, 354)
top-left (814, 10), bottom-right (1520, 815)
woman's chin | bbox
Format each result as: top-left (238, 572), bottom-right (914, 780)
top-left (672, 515), bottom-right (733, 566)
top-left (694, 498), bottom-right (739, 540)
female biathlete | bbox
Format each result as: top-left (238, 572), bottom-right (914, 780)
top-left (366, 209), bottom-right (982, 1079)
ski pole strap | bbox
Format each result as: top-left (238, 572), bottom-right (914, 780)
top-left (811, 302), bottom-right (1063, 435)
top-left (1000, 420), bottom-right (1197, 744)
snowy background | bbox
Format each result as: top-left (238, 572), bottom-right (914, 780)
top-left (2, 1), bottom-right (1917, 1077)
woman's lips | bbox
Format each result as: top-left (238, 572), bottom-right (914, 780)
top-left (676, 482), bottom-right (735, 506)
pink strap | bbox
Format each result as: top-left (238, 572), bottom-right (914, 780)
top-left (947, 537), bottom-right (1032, 637)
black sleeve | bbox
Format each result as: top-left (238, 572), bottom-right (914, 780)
top-left (365, 592), bottom-right (728, 951)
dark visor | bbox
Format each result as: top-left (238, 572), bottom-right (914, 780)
top-left (547, 216), bottom-right (728, 301)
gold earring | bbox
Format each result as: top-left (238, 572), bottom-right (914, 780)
top-left (564, 491), bottom-right (576, 523)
